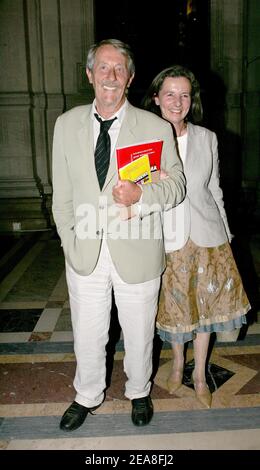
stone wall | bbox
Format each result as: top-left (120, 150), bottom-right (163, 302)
top-left (0, 0), bottom-right (94, 231)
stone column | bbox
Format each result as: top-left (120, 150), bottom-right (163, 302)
top-left (0, 0), bottom-right (94, 231)
top-left (210, 0), bottom-right (260, 216)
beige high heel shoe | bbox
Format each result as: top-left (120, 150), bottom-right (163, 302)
top-left (167, 369), bottom-right (183, 394)
top-left (191, 372), bottom-right (212, 408)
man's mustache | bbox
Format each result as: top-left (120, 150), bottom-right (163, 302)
top-left (102, 81), bottom-right (120, 88)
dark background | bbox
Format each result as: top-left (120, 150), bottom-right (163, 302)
top-left (94, 0), bottom-right (210, 106)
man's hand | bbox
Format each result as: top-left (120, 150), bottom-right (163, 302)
top-left (112, 180), bottom-right (142, 206)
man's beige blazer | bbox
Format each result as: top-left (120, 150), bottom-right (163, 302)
top-left (52, 102), bottom-right (186, 283)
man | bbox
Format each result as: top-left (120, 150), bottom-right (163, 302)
top-left (52, 39), bottom-right (185, 432)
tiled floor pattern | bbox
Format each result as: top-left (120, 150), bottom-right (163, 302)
top-left (0, 231), bottom-right (260, 450)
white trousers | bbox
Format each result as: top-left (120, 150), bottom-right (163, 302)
top-left (65, 240), bottom-right (160, 408)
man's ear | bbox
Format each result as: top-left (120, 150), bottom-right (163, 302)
top-left (127, 73), bottom-right (135, 88)
top-left (86, 68), bottom-right (93, 84)
top-left (154, 96), bottom-right (160, 106)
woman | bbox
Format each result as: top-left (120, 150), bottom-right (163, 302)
top-left (142, 65), bottom-right (250, 408)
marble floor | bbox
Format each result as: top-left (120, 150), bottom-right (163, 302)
top-left (0, 228), bottom-right (260, 452)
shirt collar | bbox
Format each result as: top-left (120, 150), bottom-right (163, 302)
top-left (91, 99), bottom-right (128, 124)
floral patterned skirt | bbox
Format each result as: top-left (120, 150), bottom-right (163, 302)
top-left (157, 239), bottom-right (251, 344)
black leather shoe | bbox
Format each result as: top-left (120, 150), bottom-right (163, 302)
top-left (131, 396), bottom-right (153, 426)
top-left (60, 401), bottom-right (100, 431)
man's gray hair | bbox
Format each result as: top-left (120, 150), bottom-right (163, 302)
top-left (86, 39), bottom-right (135, 76)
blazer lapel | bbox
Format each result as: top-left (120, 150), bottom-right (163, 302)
top-left (77, 110), bottom-right (100, 190)
top-left (184, 122), bottom-right (197, 174)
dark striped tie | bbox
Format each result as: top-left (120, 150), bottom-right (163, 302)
top-left (94, 114), bottom-right (117, 189)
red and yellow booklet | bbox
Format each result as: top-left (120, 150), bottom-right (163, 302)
top-left (119, 154), bottom-right (152, 185)
top-left (116, 139), bottom-right (163, 184)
